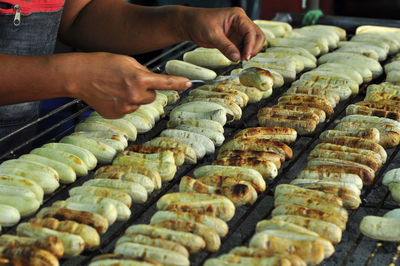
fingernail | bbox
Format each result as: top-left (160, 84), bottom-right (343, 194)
top-left (230, 53), bottom-right (240, 62)
top-left (185, 81), bottom-right (192, 88)
top-left (245, 54), bottom-right (251, 61)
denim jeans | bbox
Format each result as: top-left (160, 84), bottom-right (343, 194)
top-left (0, 0), bottom-right (64, 152)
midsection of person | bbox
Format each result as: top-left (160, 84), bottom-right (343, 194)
top-left (0, 0), bottom-right (65, 138)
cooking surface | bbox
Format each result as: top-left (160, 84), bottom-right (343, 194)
top-left (1, 24), bottom-right (400, 265)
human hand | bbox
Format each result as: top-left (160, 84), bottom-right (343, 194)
top-left (182, 7), bottom-right (265, 62)
top-left (63, 52), bottom-right (190, 119)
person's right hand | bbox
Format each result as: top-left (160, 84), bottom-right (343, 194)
top-left (62, 52), bottom-right (191, 119)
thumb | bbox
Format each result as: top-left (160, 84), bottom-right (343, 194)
top-left (213, 33), bottom-right (241, 62)
top-left (141, 71), bottom-right (192, 91)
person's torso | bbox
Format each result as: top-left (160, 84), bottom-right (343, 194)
top-left (0, 0), bottom-right (64, 136)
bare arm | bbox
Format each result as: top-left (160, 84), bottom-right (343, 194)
top-left (59, 1), bottom-right (188, 55)
top-left (0, 1), bottom-right (264, 120)
top-left (60, 0), bottom-right (265, 61)
top-left (0, 52), bottom-right (190, 119)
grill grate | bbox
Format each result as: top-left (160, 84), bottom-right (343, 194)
top-left (2, 15), bottom-right (400, 265)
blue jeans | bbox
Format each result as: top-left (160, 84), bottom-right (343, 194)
top-left (0, 0), bottom-right (64, 152)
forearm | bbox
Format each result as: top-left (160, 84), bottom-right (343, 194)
top-left (0, 54), bottom-right (74, 105)
top-left (60, 1), bottom-right (189, 55)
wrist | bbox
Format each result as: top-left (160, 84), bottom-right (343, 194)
top-left (48, 53), bottom-right (83, 99)
top-left (172, 5), bottom-right (194, 42)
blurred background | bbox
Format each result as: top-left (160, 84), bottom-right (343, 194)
top-left (128, 0), bottom-right (400, 20)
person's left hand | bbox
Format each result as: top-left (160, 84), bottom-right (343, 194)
top-left (181, 7), bottom-right (265, 62)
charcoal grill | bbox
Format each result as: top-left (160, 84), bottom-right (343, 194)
top-left (1, 14), bottom-right (400, 266)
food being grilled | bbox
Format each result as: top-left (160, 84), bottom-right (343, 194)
top-left (319, 129), bottom-right (380, 144)
top-left (150, 210), bottom-right (228, 237)
top-left (335, 121), bottom-right (400, 148)
top-left (0, 245), bottom-right (59, 266)
top-left (179, 176), bottom-right (257, 206)
top-left (116, 234), bottom-right (189, 258)
top-left (167, 117), bottom-right (225, 133)
top-left (277, 94), bottom-right (334, 117)
top-left (360, 215), bottom-right (400, 242)
top-left (89, 253), bottom-right (164, 266)
top-left (157, 192), bottom-right (235, 221)
top-left (228, 246), bottom-right (306, 266)
top-left (219, 137), bottom-right (292, 160)
top-left (217, 150), bottom-right (283, 168)
top-left (160, 129), bottom-right (215, 155)
top-left (114, 242), bottom-right (190, 265)
top-left (69, 186), bottom-right (132, 208)
top-left (0, 235), bottom-right (64, 259)
top-left (71, 131), bottom-right (127, 152)
top-left (94, 164), bottom-right (162, 190)
top-left (29, 217), bottom-right (100, 249)
top-left (60, 135), bottom-right (116, 164)
top-left (16, 222), bottom-right (85, 257)
top-left (36, 207), bottom-right (109, 234)
top-left (0, 159), bottom-right (60, 194)
top-left (151, 219), bottom-right (221, 252)
top-left (193, 165), bottom-right (266, 193)
top-left (124, 224), bottom-right (206, 253)
top-left (19, 154), bottom-right (76, 184)
top-left (273, 215), bottom-right (342, 244)
top-left (183, 47), bottom-right (232, 69)
top-left (249, 230), bottom-right (325, 265)
top-left (258, 107), bottom-right (318, 135)
top-left (234, 127), bottom-right (297, 144)
top-left (165, 59), bottom-right (217, 80)
top-left (66, 195), bottom-right (131, 221)
top-left (113, 150), bottom-right (177, 182)
top-left (144, 137), bottom-right (198, 165)
top-left (51, 200), bottom-right (118, 225)
top-left (82, 178), bottom-right (148, 203)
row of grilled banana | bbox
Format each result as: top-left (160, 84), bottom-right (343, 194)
top-left (244, 24), bottom-right (327, 83)
top-left (254, 25), bottom-right (345, 136)
top-left (87, 127), bottom-right (296, 265)
top-left (0, 90), bottom-right (187, 264)
top-left (210, 128), bottom-right (386, 264)
top-left (268, 24), bottom-right (345, 57)
top-left (158, 66), bottom-right (279, 165)
top-left (0, 50), bottom-right (281, 264)
top-left (385, 53), bottom-right (400, 83)
top-left (333, 34), bottom-right (400, 149)
top-left (254, 20), bottom-right (292, 44)
top-left (206, 183), bottom-right (348, 265)
top-left (215, 127), bottom-right (294, 181)
top-left (178, 127), bottom-right (295, 206)
top-left (353, 31), bottom-right (400, 243)
top-left (248, 26), bottom-right (344, 139)
top-left (2, 143), bottom-right (187, 261)
top-left (0, 90), bottom-right (179, 230)
top-left (206, 25), bottom-right (398, 265)
top-left (206, 133), bottom-right (386, 264)
top-left (361, 168), bottom-right (400, 242)
top-left (271, 56), bottom-right (399, 262)
top-left (257, 27), bottom-right (394, 137)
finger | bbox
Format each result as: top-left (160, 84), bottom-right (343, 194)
top-left (241, 31), bottom-right (256, 61)
top-left (213, 30), bottom-right (241, 62)
top-left (113, 97), bottom-right (141, 115)
top-left (139, 89), bottom-right (156, 104)
top-left (254, 32), bottom-right (266, 55)
top-left (140, 71), bottom-right (192, 91)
